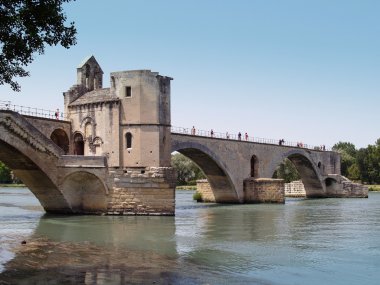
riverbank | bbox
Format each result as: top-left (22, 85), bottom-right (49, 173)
top-left (176, 185), bottom-right (196, 190)
top-left (368, 185), bottom-right (380, 191)
top-left (0, 184), bottom-right (26, 188)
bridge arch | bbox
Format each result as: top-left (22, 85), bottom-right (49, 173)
top-left (0, 131), bottom-right (71, 213)
top-left (269, 149), bottom-right (325, 198)
top-left (61, 171), bottom-right (108, 213)
top-left (324, 177), bottom-right (339, 195)
top-left (172, 142), bottom-right (240, 203)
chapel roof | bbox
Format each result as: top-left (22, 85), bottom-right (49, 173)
top-left (77, 55), bottom-right (104, 74)
top-left (68, 88), bottom-right (119, 106)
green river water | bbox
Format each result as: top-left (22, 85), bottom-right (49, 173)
top-left (0, 187), bottom-right (379, 284)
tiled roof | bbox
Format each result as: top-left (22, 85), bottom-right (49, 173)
top-left (69, 88), bottom-right (119, 106)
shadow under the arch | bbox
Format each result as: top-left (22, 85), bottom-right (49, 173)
top-left (274, 153), bottom-right (325, 199)
top-left (176, 148), bottom-right (240, 203)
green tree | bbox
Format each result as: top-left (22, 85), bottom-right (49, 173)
top-left (171, 153), bottom-right (205, 185)
top-left (0, 161), bottom-right (12, 183)
top-left (332, 142), bottom-right (357, 178)
top-left (347, 164), bottom-right (360, 181)
top-left (352, 139), bottom-right (380, 184)
top-left (273, 158), bottom-right (300, 183)
top-left (0, 0), bottom-right (77, 91)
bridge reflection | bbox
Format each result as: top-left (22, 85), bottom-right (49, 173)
top-left (0, 193), bottom-right (348, 284)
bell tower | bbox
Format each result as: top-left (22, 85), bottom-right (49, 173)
top-left (77, 55), bottom-right (103, 91)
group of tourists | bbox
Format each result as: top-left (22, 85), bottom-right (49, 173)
top-left (189, 126), bottom-right (326, 150)
top-left (296, 142), bottom-right (304, 147)
top-left (191, 126), bottom-right (251, 141)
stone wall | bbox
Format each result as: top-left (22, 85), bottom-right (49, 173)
top-left (196, 178), bottom-right (285, 204)
top-left (196, 179), bottom-right (216, 202)
top-left (24, 116), bottom-right (71, 142)
top-left (106, 167), bottom-right (176, 215)
top-left (285, 180), bottom-right (306, 197)
top-left (244, 178), bottom-right (285, 203)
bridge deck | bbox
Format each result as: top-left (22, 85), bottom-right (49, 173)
top-left (171, 127), bottom-right (330, 153)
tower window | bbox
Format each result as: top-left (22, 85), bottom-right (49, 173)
top-left (126, 132), bottom-right (132, 148)
top-left (125, 86), bottom-right (132, 97)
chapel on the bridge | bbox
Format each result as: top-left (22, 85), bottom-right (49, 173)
top-left (63, 56), bottom-right (173, 169)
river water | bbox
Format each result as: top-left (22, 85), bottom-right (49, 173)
top-left (0, 187), bottom-right (379, 285)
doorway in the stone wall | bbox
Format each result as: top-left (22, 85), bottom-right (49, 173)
top-left (74, 133), bottom-right (84, 155)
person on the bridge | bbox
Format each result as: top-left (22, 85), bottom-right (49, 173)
top-left (210, 129), bottom-right (214, 137)
top-left (238, 132), bottom-right (241, 140)
top-left (226, 132), bottom-right (230, 139)
top-left (54, 109), bottom-right (59, 120)
top-left (245, 132), bottom-right (248, 141)
top-left (191, 126), bottom-right (196, 135)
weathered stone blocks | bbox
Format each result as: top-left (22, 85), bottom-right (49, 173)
top-left (243, 178), bottom-right (285, 204)
top-left (285, 180), bottom-right (306, 197)
top-left (107, 167), bottom-right (176, 215)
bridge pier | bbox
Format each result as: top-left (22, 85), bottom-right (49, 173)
top-left (106, 167), bottom-right (176, 215)
top-left (196, 178), bottom-right (285, 204)
top-left (243, 178), bottom-right (285, 203)
top-left (196, 175), bottom-right (368, 204)
top-left (56, 157), bottom-right (176, 215)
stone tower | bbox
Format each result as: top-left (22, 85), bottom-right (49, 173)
top-left (64, 56), bottom-right (173, 169)
top-left (62, 56), bottom-right (176, 215)
top-left (110, 70), bottom-right (172, 168)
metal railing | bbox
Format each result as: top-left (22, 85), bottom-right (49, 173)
top-left (0, 100), bottom-right (329, 151)
top-left (171, 126), bottom-right (330, 151)
top-left (0, 100), bottom-right (65, 120)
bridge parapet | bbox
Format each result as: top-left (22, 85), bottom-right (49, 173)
top-left (171, 126), bottom-right (330, 151)
top-left (0, 100), bottom-right (65, 120)
top-left (0, 110), bottom-right (64, 158)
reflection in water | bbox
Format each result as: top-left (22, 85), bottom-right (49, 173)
top-left (0, 189), bottom-right (380, 284)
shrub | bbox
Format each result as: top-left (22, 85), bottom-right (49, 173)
top-left (368, 185), bottom-right (380, 191)
top-left (193, 191), bottom-right (203, 202)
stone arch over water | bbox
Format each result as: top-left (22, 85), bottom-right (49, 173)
top-left (61, 171), bottom-right (108, 213)
top-left (269, 150), bottom-right (325, 198)
top-left (0, 139), bottom-right (71, 212)
top-left (172, 142), bottom-right (240, 203)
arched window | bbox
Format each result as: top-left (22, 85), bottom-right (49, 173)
top-left (251, 155), bottom-right (258, 178)
top-left (126, 132), bottom-right (132, 148)
top-left (85, 122), bottom-right (92, 139)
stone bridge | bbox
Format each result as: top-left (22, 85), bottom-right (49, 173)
top-left (0, 111), bottom-right (110, 213)
top-left (172, 133), bottom-right (367, 203)
top-left (0, 56), bottom-right (368, 215)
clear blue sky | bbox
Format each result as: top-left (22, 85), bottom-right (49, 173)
top-left (1, 0), bottom-right (379, 148)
